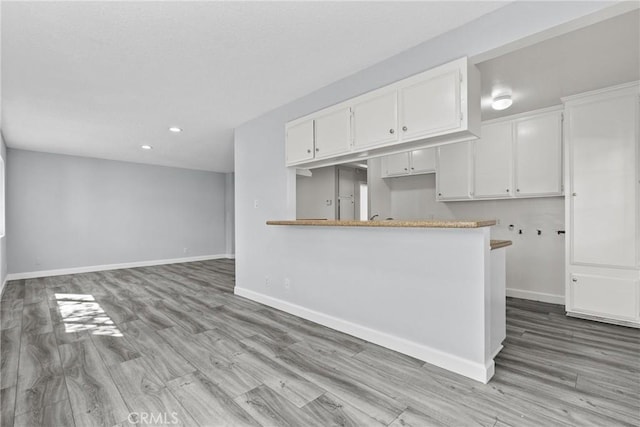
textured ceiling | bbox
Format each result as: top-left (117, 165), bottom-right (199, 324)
top-left (2, 1), bottom-right (507, 172)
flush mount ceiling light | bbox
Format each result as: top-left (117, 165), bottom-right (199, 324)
top-left (491, 93), bottom-right (513, 111)
top-left (169, 127), bottom-right (183, 133)
top-left (140, 145), bottom-right (153, 150)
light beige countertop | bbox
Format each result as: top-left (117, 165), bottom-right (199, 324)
top-left (490, 240), bottom-right (512, 250)
top-left (266, 219), bottom-right (497, 228)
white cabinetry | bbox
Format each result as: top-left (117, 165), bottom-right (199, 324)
top-left (473, 122), bottom-right (512, 198)
top-left (285, 57), bottom-right (480, 168)
top-left (381, 148), bottom-right (436, 178)
top-left (436, 142), bottom-right (472, 200)
top-left (563, 83), bottom-right (640, 327)
top-left (399, 70), bottom-right (461, 140)
top-left (353, 92), bottom-right (398, 149)
top-left (285, 120), bottom-right (314, 164)
top-left (514, 112), bottom-right (563, 196)
top-left (315, 108), bottom-right (352, 159)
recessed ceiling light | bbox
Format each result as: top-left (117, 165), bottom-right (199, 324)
top-left (169, 127), bottom-right (182, 133)
top-left (141, 145), bottom-right (153, 150)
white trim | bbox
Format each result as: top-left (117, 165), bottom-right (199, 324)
top-left (561, 81), bottom-right (639, 104)
top-left (225, 254), bottom-right (236, 259)
top-left (235, 287), bottom-right (493, 384)
top-left (506, 288), bottom-right (564, 305)
top-left (5, 254), bottom-right (231, 281)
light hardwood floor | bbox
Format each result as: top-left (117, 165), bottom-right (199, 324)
top-left (0, 259), bottom-right (638, 426)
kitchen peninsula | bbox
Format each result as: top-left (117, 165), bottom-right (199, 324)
top-left (236, 219), bottom-right (510, 383)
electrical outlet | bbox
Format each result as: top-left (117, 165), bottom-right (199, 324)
top-left (254, 199), bottom-right (259, 209)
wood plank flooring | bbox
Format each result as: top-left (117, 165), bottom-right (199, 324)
top-left (0, 259), bottom-right (638, 426)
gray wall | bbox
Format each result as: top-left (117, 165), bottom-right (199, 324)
top-left (7, 149), bottom-right (228, 274)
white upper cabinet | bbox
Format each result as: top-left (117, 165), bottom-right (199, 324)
top-left (473, 122), bottom-right (512, 198)
top-left (314, 107), bottom-right (352, 159)
top-left (285, 120), bottom-right (314, 164)
top-left (399, 70), bottom-right (460, 140)
top-left (514, 111), bottom-right (563, 197)
top-left (410, 148), bottom-right (436, 174)
top-left (353, 92), bottom-right (398, 149)
top-left (437, 142), bottom-right (472, 200)
top-left (567, 89), bottom-right (638, 269)
top-left (381, 147), bottom-right (436, 178)
top-left (381, 152), bottom-right (410, 177)
top-left (285, 57), bottom-right (480, 168)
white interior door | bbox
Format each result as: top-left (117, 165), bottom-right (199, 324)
top-left (570, 94), bottom-right (638, 268)
top-left (338, 168), bottom-right (355, 220)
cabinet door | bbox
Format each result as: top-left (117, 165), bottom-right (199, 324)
top-left (381, 152), bottom-right (410, 177)
top-left (515, 112), bottom-right (562, 196)
top-left (399, 70), bottom-right (460, 139)
top-left (569, 94), bottom-right (638, 268)
top-left (436, 142), bottom-right (472, 200)
top-left (474, 122), bottom-right (512, 198)
top-left (569, 274), bottom-right (639, 321)
top-left (286, 120), bottom-right (314, 164)
top-left (315, 108), bottom-right (351, 159)
top-left (353, 92), bottom-right (398, 149)
top-left (409, 148), bottom-right (436, 174)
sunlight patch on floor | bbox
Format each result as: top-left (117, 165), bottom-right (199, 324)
top-left (55, 293), bottom-right (123, 337)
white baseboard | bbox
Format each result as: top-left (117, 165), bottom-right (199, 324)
top-left (226, 254), bottom-right (236, 259)
top-left (5, 254), bottom-right (231, 281)
top-left (506, 288), bottom-right (564, 305)
top-left (234, 287), bottom-right (493, 384)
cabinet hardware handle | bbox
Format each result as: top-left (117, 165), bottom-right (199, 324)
top-left (411, 167), bottom-right (414, 170)
top-left (404, 168), bottom-right (408, 171)
top-left (389, 129), bottom-right (395, 134)
top-left (572, 192), bottom-right (577, 196)
top-left (438, 193), bottom-right (442, 196)
top-left (307, 149), bottom-right (311, 153)
top-left (516, 189), bottom-right (520, 192)
top-left (315, 148), bottom-right (320, 152)
top-left (402, 126), bottom-right (408, 131)
top-left (506, 189), bottom-right (510, 193)
top-left (572, 278), bottom-right (578, 282)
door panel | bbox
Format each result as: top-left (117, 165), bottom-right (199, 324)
top-left (474, 122), bottom-right (512, 198)
top-left (353, 92), bottom-right (398, 149)
top-left (437, 142), bottom-right (472, 200)
top-left (569, 274), bottom-right (639, 321)
top-left (400, 70), bottom-right (460, 139)
top-left (286, 120), bottom-right (314, 164)
top-left (410, 148), bottom-right (436, 174)
top-left (515, 112), bottom-right (562, 196)
top-left (570, 95), bottom-right (637, 268)
top-left (382, 153), bottom-right (410, 177)
top-left (315, 108), bottom-right (351, 158)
